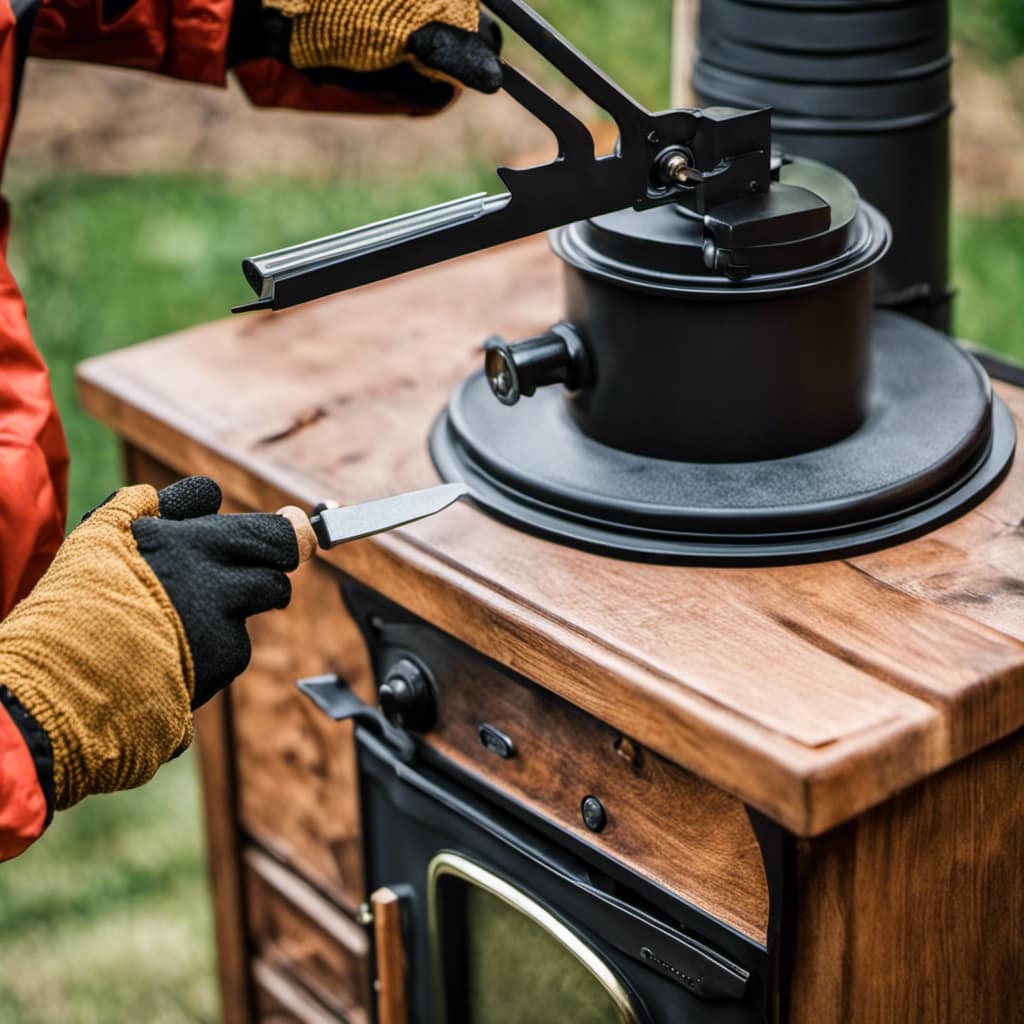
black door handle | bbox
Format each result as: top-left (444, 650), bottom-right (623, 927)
top-left (297, 673), bottom-right (416, 762)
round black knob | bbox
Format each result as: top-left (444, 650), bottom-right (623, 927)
top-left (483, 323), bottom-right (589, 406)
top-left (378, 656), bottom-right (437, 732)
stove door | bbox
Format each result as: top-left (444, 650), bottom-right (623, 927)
top-left (357, 729), bottom-right (767, 1024)
top-left (430, 851), bottom-right (639, 1024)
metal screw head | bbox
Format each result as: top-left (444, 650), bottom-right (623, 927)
top-left (493, 367), bottom-right (514, 399)
top-left (581, 795), bottom-right (607, 833)
top-left (663, 152), bottom-right (692, 185)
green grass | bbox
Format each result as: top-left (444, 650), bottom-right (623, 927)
top-left (953, 0), bottom-right (1024, 64)
top-left (0, 754), bottom-right (218, 1024)
top-left (954, 207), bottom-right (1024, 358)
top-left (516, 0), bottom-right (675, 110)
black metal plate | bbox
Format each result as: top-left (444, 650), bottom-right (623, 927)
top-left (430, 313), bottom-right (1016, 565)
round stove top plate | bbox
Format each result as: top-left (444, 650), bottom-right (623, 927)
top-left (431, 312), bottom-right (1016, 565)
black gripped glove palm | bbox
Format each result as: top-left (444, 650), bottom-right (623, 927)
top-left (0, 477), bottom-right (298, 811)
top-left (132, 476), bottom-right (298, 708)
top-left (229, 0), bottom-right (503, 110)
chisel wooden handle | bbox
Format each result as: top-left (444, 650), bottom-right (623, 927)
top-left (277, 505), bottom-right (318, 567)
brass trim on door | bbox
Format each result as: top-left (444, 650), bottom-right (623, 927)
top-left (427, 851), bottom-right (642, 1024)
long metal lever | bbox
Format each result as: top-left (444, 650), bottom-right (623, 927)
top-left (235, 0), bottom-right (770, 312)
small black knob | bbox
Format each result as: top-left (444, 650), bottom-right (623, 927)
top-left (483, 323), bottom-right (589, 406)
top-left (378, 656), bottom-right (437, 732)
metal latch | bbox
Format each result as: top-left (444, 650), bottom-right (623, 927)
top-left (297, 673), bottom-right (416, 762)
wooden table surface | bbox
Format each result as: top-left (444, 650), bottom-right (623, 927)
top-left (78, 236), bottom-right (1024, 837)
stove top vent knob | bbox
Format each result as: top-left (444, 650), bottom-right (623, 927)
top-left (484, 322), bottom-right (589, 406)
top-left (378, 656), bottom-right (437, 733)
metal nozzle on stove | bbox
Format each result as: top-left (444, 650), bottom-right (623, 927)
top-left (483, 322), bottom-right (589, 406)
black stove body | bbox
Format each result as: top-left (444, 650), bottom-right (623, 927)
top-left (300, 581), bottom-right (790, 1024)
top-left (236, 0), bottom-right (1016, 566)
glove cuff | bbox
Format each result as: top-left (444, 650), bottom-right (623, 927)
top-left (274, 0), bottom-right (478, 73)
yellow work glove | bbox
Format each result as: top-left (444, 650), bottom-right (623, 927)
top-left (243, 0), bottom-right (503, 108)
top-left (0, 478), bottom-right (297, 811)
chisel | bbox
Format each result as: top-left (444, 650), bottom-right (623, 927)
top-left (276, 482), bottom-right (469, 566)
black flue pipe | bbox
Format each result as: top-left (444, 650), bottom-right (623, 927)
top-left (692, 0), bottom-right (952, 331)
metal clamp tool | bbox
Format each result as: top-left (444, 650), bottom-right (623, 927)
top-left (234, 0), bottom-right (772, 312)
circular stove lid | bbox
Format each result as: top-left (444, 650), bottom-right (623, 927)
top-left (431, 313), bottom-right (1015, 565)
top-left (553, 157), bottom-right (891, 296)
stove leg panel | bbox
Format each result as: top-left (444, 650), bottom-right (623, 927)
top-left (790, 729), bottom-right (1024, 1023)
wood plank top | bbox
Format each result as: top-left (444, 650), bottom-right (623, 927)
top-left (77, 236), bottom-right (1024, 837)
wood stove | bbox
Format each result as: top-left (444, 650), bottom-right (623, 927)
top-left (325, 579), bottom-right (774, 1023)
top-left (81, 222), bottom-right (1024, 1024)
top-left (76, 0), bottom-right (1024, 1020)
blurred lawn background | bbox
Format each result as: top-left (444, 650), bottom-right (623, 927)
top-left (1, 0), bottom-right (1022, 1020)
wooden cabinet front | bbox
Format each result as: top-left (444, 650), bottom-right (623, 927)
top-left (244, 848), bottom-right (371, 1023)
top-left (232, 559), bottom-right (373, 913)
top-left (409, 614), bottom-right (771, 944)
top-left (117, 437), bottom-right (1024, 1024)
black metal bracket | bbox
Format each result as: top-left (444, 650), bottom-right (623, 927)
top-left (296, 673), bottom-right (416, 762)
top-left (745, 807), bottom-right (797, 1024)
top-left (234, 0), bottom-right (771, 311)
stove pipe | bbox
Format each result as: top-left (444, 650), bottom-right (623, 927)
top-left (692, 0), bottom-right (952, 331)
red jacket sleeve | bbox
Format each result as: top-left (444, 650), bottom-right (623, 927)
top-left (0, 689), bottom-right (51, 861)
top-left (0, 3), bottom-right (65, 861)
top-left (30, 0), bottom-right (439, 115)
top-left (0, 212), bottom-right (69, 618)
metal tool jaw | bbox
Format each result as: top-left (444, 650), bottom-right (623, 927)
top-left (234, 0), bottom-right (775, 313)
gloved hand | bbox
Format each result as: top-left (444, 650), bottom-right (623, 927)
top-left (0, 477), bottom-right (297, 811)
top-left (231, 0), bottom-right (503, 109)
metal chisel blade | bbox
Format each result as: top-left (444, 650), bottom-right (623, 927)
top-left (309, 482), bottom-right (469, 549)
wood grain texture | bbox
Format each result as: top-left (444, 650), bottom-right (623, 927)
top-left (123, 446), bottom-right (255, 1024)
top-left (232, 555), bottom-right (375, 911)
top-left (790, 727), bottom-right (1024, 1024)
top-left (83, 237), bottom-right (1024, 836)
top-left (420, 629), bottom-right (769, 942)
top-left (370, 888), bottom-right (409, 1024)
top-left (244, 848), bottom-right (371, 1024)
top-left (252, 959), bottom-right (348, 1024)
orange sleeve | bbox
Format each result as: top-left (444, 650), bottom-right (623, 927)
top-left (0, 6), bottom-right (69, 619)
top-left (0, 208), bottom-right (69, 618)
top-left (29, 0), bottom-right (437, 114)
top-left (29, 0), bottom-right (234, 86)
top-left (0, 693), bottom-right (50, 862)
top-left (0, 2), bottom-right (66, 860)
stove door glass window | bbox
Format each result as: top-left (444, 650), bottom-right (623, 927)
top-left (429, 853), bottom-right (640, 1024)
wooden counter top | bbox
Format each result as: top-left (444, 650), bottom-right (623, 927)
top-left (78, 236), bottom-right (1024, 837)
